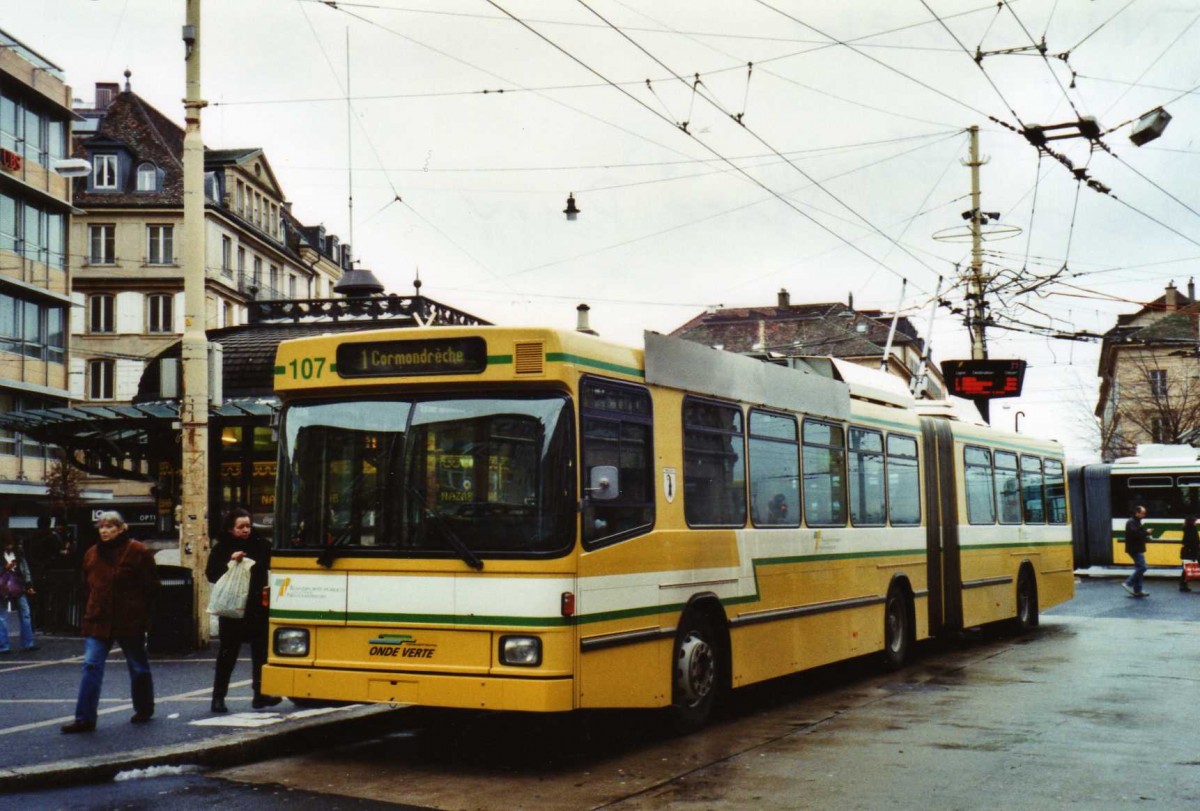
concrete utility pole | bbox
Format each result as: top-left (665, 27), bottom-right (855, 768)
top-left (180, 0), bottom-right (211, 645)
top-left (965, 125), bottom-right (990, 423)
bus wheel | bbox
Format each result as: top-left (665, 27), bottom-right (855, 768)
top-left (1013, 567), bottom-right (1039, 632)
top-left (881, 584), bottom-right (912, 671)
top-left (668, 616), bottom-right (719, 734)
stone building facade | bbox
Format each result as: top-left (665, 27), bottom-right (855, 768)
top-left (1095, 281), bottom-right (1200, 460)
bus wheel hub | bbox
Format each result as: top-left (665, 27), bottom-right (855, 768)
top-left (676, 632), bottom-right (714, 705)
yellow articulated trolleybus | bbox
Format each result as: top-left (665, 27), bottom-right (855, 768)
top-left (261, 326), bottom-right (1074, 730)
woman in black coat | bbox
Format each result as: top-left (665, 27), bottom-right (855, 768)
top-left (206, 508), bottom-right (281, 711)
top-left (1181, 514), bottom-right (1199, 593)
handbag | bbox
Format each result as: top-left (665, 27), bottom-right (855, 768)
top-left (1184, 561), bottom-right (1200, 582)
top-left (206, 557), bottom-right (254, 619)
top-left (0, 569), bottom-right (23, 600)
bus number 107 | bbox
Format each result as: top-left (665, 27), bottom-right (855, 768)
top-left (288, 357), bottom-right (326, 380)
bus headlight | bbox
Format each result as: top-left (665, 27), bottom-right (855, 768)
top-left (274, 628), bottom-right (310, 656)
top-left (499, 635), bottom-right (542, 667)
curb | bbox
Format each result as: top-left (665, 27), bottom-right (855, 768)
top-left (0, 703), bottom-right (404, 793)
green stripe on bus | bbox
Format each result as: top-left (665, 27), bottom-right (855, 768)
top-left (546, 352), bottom-right (644, 378)
top-left (488, 354), bottom-right (513, 364)
top-left (273, 366), bottom-right (285, 375)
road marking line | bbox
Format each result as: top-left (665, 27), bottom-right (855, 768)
top-left (0, 680), bottom-right (251, 736)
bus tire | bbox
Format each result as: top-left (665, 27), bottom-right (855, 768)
top-left (1012, 566), bottom-right (1039, 632)
top-left (668, 614), bottom-right (720, 734)
top-left (881, 583), bottom-right (912, 671)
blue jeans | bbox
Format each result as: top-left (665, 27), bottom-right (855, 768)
top-left (0, 593), bottom-right (35, 651)
top-left (1125, 552), bottom-right (1148, 593)
top-left (73, 635), bottom-right (154, 724)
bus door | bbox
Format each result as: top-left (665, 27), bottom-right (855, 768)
top-left (920, 417), bottom-right (963, 634)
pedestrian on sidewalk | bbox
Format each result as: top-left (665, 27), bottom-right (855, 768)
top-left (1122, 505), bottom-right (1151, 598)
top-left (61, 511), bottom-right (159, 734)
top-left (1180, 514), bottom-right (1199, 593)
top-left (207, 507), bottom-right (281, 713)
top-left (1, 535), bottom-right (37, 653)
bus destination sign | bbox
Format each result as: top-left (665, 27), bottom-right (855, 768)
top-left (337, 337), bottom-right (488, 378)
top-left (940, 359), bottom-right (1027, 399)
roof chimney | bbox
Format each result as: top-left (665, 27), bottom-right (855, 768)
top-left (1189, 277), bottom-right (1195, 302)
top-left (576, 303), bottom-right (597, 335)
top-left (1166, 280), bottom-right (1178, 312)
top-left (94, 82), bottom-right (120, 111)
top-left (777, 288), bottom-right (790, 309)
top-left (848, 291), bottom-right (854, 310)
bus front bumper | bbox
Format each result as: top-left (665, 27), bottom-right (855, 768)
top-left (262, 664), bottom-right (575, 713)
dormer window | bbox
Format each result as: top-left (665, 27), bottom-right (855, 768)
top-left (93, 154), bottom-right (118, 190)
top-left (136, 162), bottom-right (158, 192)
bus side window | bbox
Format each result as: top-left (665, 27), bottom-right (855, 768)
top-left (886, 434), bottom-right (921, 525)
top-left (848, 427), bottom-right (885, 526)
top-left (1021, 455), bottom-right (1045, 523)
top-left (748, 409), bottom-right (799, 528)
top-left (683, 398), bottom-right (747, 527)
top-left (802, 419), bottom-right (846, 527)
top-left (580, 378), bottom-right (654, 547)
top-left (1045, 459), bottom-right (1067, 524)
top-left (994, 451), bottom-right (1022, 524)
top-left (964, 446), bottom-right (996, 524)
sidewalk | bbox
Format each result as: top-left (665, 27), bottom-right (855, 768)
top-left (0, 625), bottom-right (403, 792)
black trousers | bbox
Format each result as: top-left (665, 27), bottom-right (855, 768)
top-left (212, 615), bottom-right (268, 700)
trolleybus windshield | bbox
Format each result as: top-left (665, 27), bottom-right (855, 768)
top-left (276, 395), bottom-right (575, 559)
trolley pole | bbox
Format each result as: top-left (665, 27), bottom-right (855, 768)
top-left (965, 125), bottom-right (991, 423)
top-left (180, 0), bottom-right (211, 645)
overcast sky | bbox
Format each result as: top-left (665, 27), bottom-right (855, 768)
top-left (7, 0), bottom-right (1200, 461)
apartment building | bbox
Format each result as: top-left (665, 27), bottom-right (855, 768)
top-left (0, 30), bottom-right (76, 532)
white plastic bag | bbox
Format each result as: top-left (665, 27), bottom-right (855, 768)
top-left (207, 556), bottom-right (255, 619)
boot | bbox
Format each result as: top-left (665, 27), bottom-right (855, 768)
top-left (211, 697), bottom-right (228, 713)
top-left (251, 693), bottom-right (282, 709)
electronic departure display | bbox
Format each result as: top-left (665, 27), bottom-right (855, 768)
top-left (337, 337), bottom-right (488, 377)
top-left (940, 359), bottom-right (1026, 399)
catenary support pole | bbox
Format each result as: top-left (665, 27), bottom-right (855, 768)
top-left (181, 0), bottom-right (211, 645)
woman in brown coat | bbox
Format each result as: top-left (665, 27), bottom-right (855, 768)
top-left (61, 511), bottom-right (159, 733)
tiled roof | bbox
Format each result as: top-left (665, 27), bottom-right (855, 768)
top-left (134, 320), bottom-right (406, 402)
top-left (670, 301), bottom-right (920, 358)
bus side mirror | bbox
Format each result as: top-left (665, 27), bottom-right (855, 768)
top-left (587, 465), bottom-right (619, 501)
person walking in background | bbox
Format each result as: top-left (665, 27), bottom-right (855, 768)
top-left (1122, 505), bottom-right (1151, 598)
top-left (1, 536), bottom-right (37, 653)
top-left (207, 507), bottom-right (281, 712)
top-left (1180, 514), bottom-right (1199, 593)
top-left (61, 511), bottom-right (158, 734)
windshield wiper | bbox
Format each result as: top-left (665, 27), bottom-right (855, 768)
top-left (408, 486), bottom-right (484, 571)
top-left (316, 529), bottom-right (352, 568)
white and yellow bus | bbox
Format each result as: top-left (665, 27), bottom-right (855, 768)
top-left (261, 326), bottom-right (1074, 729)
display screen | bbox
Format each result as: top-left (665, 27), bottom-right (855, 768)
top-left (336, 337), bottom-right (488, 377)
top-left (941, 359), bottom-right (1026, 399)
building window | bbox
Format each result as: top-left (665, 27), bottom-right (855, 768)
top-left (88, 359), bottom-right (115, 400)
top-left (136, 162), bottom-right (158, 191)
top-left (221, 236), bottom-right (233, 278)
top-left (147, 294), bottom-right (173, 333)
top-left (88, 294), bottom-right (115, 333)
top-left (89, 224), bottom-right (115, 264)
top-left (236, 181), bottom-right (245, 216)
top-left (93, 154), bottom-right (118, 189)
top-left (147, 225), bottom-right (174, 264)
top-left (287, 274), bottom-right (296, 298)
top-left (222, 301), bottom-right (234, 328)
top-left (269, 265), bottom-right (279, 297)
top-left (1149, 369), bottom-right (1168, 398)
top-left (252, 256), bottom-right (262, 290)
